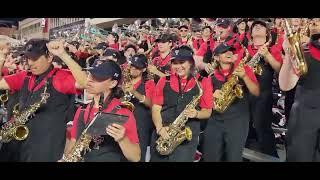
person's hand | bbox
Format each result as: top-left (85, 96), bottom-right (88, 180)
top-left (257, 44), bottom-right (270, 58)
top-left (157, 126), bottom-right (170, 140)
top-left (205, 63), bottom-right (215, 74)
top-left (300, 35), bottom-right (310, 44)
top-left (106, 123), bottom-right (126, 142)
top-left (4, 54), bottom-right (16, 70)
top-left (147, 64), bottom-right (158, 74)
top-left (213, 89), bottom-right (223, 99)
top-left (184, 108), bottom-right (198, 119)
top-left (0, 41), bottom-right (9, 60)
top-left (47, 40), bottom-right (67, 57)
top-left (137, 48), bottom-right (145, 54)
top-left (67, 44), bottom-right (77, 54)
top-left (233, 65), bottom-right (246, 79)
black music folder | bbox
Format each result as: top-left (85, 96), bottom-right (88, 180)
top-left (86, 112), bottom-right (128, 136)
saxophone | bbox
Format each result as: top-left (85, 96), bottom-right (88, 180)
top-left (283, 18), bottom-right (308, 76)
top-left (214, 50), bottom-right (250, 113)
top-left (120, 65), bottom-right (135, 112)
top-left (61, 112), bottom-right (102, 162)
top-left (246, 37), bottom-right (272, 76)
top-left (156, 76), bottom-right (203, 155)
top-left (0, 82), bottom-right (50, 143)
top-left (61, 132), bottom-right (93, 162)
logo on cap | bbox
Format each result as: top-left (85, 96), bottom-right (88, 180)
top-left (114, 73), bottom-right (119, 77)
top-left (175, 50), bottom-right (179, 55)
top-left (27, 44), bottom-right (33, 50)
top-left (134, 56), bottom-right (139, 62)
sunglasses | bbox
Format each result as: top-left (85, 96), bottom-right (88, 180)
top-left (180, 29), bottom-right (188, 32)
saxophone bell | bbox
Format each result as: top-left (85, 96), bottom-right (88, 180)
top-left (254, 65), bottom-right (263, 76)
top-left (14, 125), bottom-right (29, 141)
top-left (234, 84), bottom-right (243, 98)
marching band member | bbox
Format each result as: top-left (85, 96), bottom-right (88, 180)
top-left (177, 25), bottom-right (191, 46)
top-left (64, 60), bottom-right (140, 162)
top-left (279, 27), bottom-right (320, 162)
top-left (107, 32), bottom-right (120, 50)
top-left (123, 54), bottom-right (156, 161)
top-left (202, 43), bottom-right (259, 162)
top-left (148, 34), bottom-right (173, 82)
top-left (246, 19), bottom-right (283, 157)
top-left (0, 39), bottom-right (81, 161)
top-left (150, 45), bottom-right (213, 162)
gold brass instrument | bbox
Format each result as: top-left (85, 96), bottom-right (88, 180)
top-left (156, 75), bottom-right (203, 155)
top-left (214, 50), bottom-right (250, 113)
top-left (61, 112), bottom-right (102, 162)
top-left (283, 18), bottom-right (308, 76)
top-left (0, 83), bottom-right (50, 143)
top-left (120, 66), bottom-right (135, 112)
top-left (0, 90), bottom-right (8, 108)
top-left (246, 37), bottom-right (272, 76)
top-left (0, 90), bottom-right (9, 123)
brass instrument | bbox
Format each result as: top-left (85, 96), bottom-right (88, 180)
top-left (146, 55), bottom-right (155, 80)
top-left (214, 50), bottom-right (250, 113)
top-left (120, 66), bottom-right (135, 112)
top-left (0, 90), bottom-right (9, 123)
top-left (61, 112), bottom-right (102, 162)
top-left (283, 18), bottom-right (308, 76)
top-left (0, 83), bottom-right (50, 143)
top-left (156, 75), bottom-right (203, 155)
top-left (246, 38), bottom-right (272, 76)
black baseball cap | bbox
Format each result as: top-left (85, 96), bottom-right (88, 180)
top-left (103, 48), bottom-right (121, 59)
top-left (170, 45), bottom-right (194, 62)
top-left (216, 18), bottom-right (232, 29)
top-left (129, 54), bottom-right (148, 69)
top-left (202, 26), bottom-right (212, 31)
top-left (24, 38), bottom-right (49, 60)
top-left (155, 34), bottom-right (173, 43)
top-left (88, 60), bottom-right (122, 81)
top-left (251, 19), bottom-right (268, 29)
top-left (94, 42), bottom-right (108, 50)
top-left (213, 43), bottom-right (236, 56)
top-left (124, 44), bottom-right (137, 53)
top-left (178, 25), bottom-right (189, 30)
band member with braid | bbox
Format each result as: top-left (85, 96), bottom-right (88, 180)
top-left (0, 39), bottom-right (81, 162)
top-left (279, 29), bottom-right (320, 162)
top-left (202, 43), bottom-right (259, 162)
top-left (122, 54), bottom-right (156, 161)
top-left (246, 19), bottom-right (283, 157)
top-left (148, 34), bottom-right (173, 82)
top-left (150, 45), bottom-right (213, 162)
top-left (64, 60), bottom-right (140, 162)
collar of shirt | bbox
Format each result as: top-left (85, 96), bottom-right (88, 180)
top-left (169, 73), bottom-right (196, 93)
top-left (309, 42), bottom-right (320, 61)
top-left (133, 79), bottom-right (142, 90)
top-left (155, 53), bottom-right (171, 67)
top-left (28, 66), bottom-right (56, 92)
top-left (85, 98), bottom-right (123, 123)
